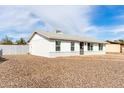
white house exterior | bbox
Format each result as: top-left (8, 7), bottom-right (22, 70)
top-left (28, 30), bottom-right (106, 57)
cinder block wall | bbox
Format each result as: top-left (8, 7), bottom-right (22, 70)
top-left (0, 45), bottom-right (29, 55)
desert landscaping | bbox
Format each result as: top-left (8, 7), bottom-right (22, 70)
top-left (0, 54), bottom-right (124, 88)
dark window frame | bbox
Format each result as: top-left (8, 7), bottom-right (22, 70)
top-left (55, 41), bottom-right (61, 51)
top-left (88, 43), bottom-right (93, 51)
top-left (99, 43), bottom-right (103, 51)
top-left (71, 42), bottom-right (75, 51)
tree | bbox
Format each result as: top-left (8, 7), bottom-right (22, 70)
top-left (114, 39), bottom-right (124, 44)
top-left (16, 38), bottom-right (27, 45)
top-left (118, 39), bottom-right (124, 43)
top-left (1, 36), bottom-right (13, 45)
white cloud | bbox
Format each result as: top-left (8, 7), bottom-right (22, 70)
top-left (0, 5), bottom-right (124, 41)
top-left (0, 6), bottom-right (94, 40)
top-left (26, 6), bottom-right (93, 35)
top-left (109, 25), bottom-right (124, 33)
top-left (0, 6), bottom-right (40, 32)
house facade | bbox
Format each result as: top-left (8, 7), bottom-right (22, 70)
top-left (28, 31), bottom-right (106, 57)
top-left (106, 41), bottom-right (124, 54)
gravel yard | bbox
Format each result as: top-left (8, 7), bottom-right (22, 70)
top-left (0, 54), bottom-right (124, 88)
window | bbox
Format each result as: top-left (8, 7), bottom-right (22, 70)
top-left (88, 43), bottom-right (93, 51)
top-left (99, 44), bottom-right (103, 51)
top-left (55, 41), bottom-right (61, 51)
top-left (71, 42), bottom-right (75, 51)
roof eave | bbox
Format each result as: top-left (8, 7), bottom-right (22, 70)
top-left (28, 31), bottom-right (106, 44)
top-left (49, 38), bottom-right (106, 43)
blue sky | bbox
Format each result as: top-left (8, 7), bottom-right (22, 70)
top-left (0, 5), bottom-right (124, 41)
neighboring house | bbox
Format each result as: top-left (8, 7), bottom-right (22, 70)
top-left (28, 30), bottom-right (106, 57)
top-left (106, 41), bottom-right (124, 54)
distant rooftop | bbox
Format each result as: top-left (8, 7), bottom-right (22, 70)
top-left (106, 40), bottom-right (124, 45)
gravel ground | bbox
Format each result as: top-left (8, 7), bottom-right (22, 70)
top-left (0, 54), bottom-right (124, 88)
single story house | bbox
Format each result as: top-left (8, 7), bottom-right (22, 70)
top-left (28, 30), bottom-right (106, 57)
top-left (106, 41), bottom-right (124, 54)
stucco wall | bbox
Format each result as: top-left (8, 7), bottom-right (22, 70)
top-left (29, 35), bottom-right (80, 57)
top-left (49, 41), bottom-right (106, 57)
top-left (106, 43), bottom-right (121, 53)
top-left (84, 43), bottom-right (106, 55)
top-left (49, 40), bottom-right (80, 57)
top-left (29, 33), bottom-right (106, 57)
top-left (121, 45), bottom-right (124, 54)
top-left (29, 34), bottom-right (51, 57)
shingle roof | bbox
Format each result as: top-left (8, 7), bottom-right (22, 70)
top-left (29, 30), bottom-right (106, 43)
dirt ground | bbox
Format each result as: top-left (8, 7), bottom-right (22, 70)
top-left (0, 54), bottom-right (124, 88)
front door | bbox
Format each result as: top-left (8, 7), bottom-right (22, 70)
top-left (80, 42), bottom-right (84, 55)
